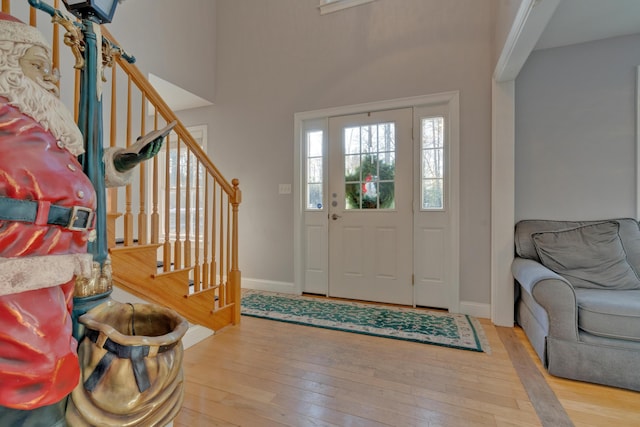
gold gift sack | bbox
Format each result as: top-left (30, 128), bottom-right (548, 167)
top-left (66, 300), bottom-right (189, 427)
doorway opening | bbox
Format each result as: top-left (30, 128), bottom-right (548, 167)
top-left (294, 92), bottom-right (460, 311)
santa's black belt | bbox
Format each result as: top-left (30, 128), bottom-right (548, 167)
top-left (83, 328), bottom-right (179, 393)
top-left (0, 196), bottom-right (94, 231)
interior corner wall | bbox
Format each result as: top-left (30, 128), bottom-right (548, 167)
top-left (515, 33), bottom-right (640, 221)
top-left (210, 0), bottom-right (493, 306)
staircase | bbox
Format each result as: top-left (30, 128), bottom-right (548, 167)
top-left (109, 244), bottom-right (237, 331)
top-left (7, 1), bottom-right (242, 331)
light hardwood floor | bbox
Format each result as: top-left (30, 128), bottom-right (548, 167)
top-left (173, 316), bottom-right (640, 427)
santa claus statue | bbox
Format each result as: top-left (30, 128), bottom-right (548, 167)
top-left (0, 12), bottom-right (164, 426)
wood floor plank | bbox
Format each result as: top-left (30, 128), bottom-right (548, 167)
top-left (511, 328), bottom-right (640, 427)
top-left (497, 326), bottom-right (574, 427)
top-left (173, 316), bottom-right (640, 427)
top-left (174, 406), bottom-right (239, 427)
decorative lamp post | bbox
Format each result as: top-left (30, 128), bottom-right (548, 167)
top-left (28, 0), bottom-right (134, 338)
top-left (62, 0), bottom-right (119, 24)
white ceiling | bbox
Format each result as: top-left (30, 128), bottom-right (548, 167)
top-left (535, 0), bottom-right (640, 50)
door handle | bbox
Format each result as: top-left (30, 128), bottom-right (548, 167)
top-left (331, 213), bottom-right (341, 220)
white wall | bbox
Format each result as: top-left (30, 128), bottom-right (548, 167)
top-left (14, 0), bottom-right (496, 307)
top-left (515, 33), bottom-right (640, 221)
top-left (491, 0), bottom-right (524, 69)
top-left (204, 0), bottom-right (494, 305)
top-left (107, 0), bottom-right (216, 103)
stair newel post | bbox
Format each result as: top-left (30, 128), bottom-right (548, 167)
top-left (230, 178), bottom-right (242, 324)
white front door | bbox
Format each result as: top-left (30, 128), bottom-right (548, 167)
top-left (328, 109), bottom-right (414, 305)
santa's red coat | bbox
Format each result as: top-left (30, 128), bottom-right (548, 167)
top-left (0, 97), bottom-right (96, 409)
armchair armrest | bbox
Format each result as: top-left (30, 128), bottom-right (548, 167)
top-left (512, 258), bottom-right (580, 342)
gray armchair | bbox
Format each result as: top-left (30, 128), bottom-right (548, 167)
top-left (512, 219), bottom-right (640, 391)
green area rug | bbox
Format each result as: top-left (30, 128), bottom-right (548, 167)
top-left (241, 290), bottom-right (490, 353)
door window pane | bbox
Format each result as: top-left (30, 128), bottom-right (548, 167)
top-left (345, 154), bottom-right (360, 177)
top-left (344, 122), bottom-right (396, 210)
top-left (422, 178), bottom-right (443, 209)
top-left (306, 130), bottom-right (324, 210)
top-left (421, 117), bottom-right (444, 210)
top-left (344, 127), bottom-right (361, 154)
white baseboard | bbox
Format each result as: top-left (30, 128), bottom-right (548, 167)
top-left (242, 277), bottom-right (297, 294)
top-left (460, 301), bottom-right (491, 319)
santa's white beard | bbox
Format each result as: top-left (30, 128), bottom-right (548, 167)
top-left (0, 70), bottom-right (84, 156)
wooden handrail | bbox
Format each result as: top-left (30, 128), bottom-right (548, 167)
top-left (100, 27), bottom-right (235, 197)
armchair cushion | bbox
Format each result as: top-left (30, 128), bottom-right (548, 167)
top-left (576, 289), bottom-right (640, 342)
top-left (532, 221), bottom-right (640, 290)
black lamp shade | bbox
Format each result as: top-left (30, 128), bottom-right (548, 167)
top-left (63, 0), bottom-right (119, 24)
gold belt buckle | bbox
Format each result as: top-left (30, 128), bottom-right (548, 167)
top-left (68, 206), bottom-right (94, 231)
